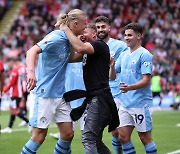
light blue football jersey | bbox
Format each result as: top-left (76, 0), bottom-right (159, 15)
top-left (65, 62), bottom-right (85, 109)
top-left (34, 30), bottom-right (70, 98)
top-left (115, 47), bottom-right (153, 108)
top-left (107, 38), bottom-right (128, 98)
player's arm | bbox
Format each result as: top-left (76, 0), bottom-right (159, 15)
top-left (0, 71), bottom-right (5, 96)
top-left (4, 71), bottom-right (18, 92)
top-left (120, 74), bottom-right (151, 93)
top-left (60, 24), bottom-right (94, 54)
top-left (109, 56), bottom-right (116, 80)
top-left (26, 45), bottom-right (41, 91)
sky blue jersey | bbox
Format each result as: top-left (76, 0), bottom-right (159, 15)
top-left (115, 47), bottom-right (153, 108)
top-left (34, 30), bottom-right (70, 98)
top-left (65, 62), bottom-right (85, 109)
top-left (107, 38), bottom-right (128, 98)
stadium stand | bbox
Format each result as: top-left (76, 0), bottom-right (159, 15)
top-left (0, 0), bottom-right (12, 20)
top-left (0, 0), bottom-right (179, 108)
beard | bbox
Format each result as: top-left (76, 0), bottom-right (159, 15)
top-left (97, 31), bottom-right (108, 40)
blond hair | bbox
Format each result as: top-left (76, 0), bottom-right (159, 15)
top-left (55, 9), bottom-right (86, 27)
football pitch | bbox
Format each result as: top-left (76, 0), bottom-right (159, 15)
top-left (0, 109), bottom-right (180, 154)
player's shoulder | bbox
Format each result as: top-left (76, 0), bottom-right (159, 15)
top-left (138, 47), bottom-right (153, 61)
top-left (140, 47), bottom-right (153, 56)
top-left (45, 30), bottom-right (67, 41)
top-left (94, 39), bottom-right (109, 48)
top-left (109, 38), bottom-right (126, 45)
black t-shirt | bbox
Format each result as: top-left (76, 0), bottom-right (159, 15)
top-left (82, 40), bottom-right (110, 91)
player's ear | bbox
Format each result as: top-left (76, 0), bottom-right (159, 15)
top-left (74, 20), bottom-right (78, 27)
top-left (137, 33), bottom-right (142, 40)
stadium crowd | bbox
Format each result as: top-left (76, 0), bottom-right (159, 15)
top-left (0, 0), bottom-right (12, 19)
top-left (0, 0), bottom-right (179, 106)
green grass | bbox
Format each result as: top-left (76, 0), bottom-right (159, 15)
top-left (0, 109), bottom-right (180, 154)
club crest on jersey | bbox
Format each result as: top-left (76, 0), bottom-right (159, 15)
top-left (82, 54), bottom-right (87, 66)
top-left (132, 59), bottom-right (136, 65)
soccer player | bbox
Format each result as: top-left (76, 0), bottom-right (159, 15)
top-left (1, 58), bottom-right (29, 133)
top-left (112, 23), bottom-right (157, 154)
top-left (95, 16), bottom-right (128, 154)
top-left (21, 9), bottom-right (87, 154)
top-left (0, 60), bottom-right (5, 108)
top-left (60, 23), bottom-right (119, 154)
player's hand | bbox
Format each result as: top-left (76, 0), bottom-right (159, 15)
top-left (27, 71), bottom-right (36, 92)
top-left (120, 82), bottom-right (129, 93)
top-left (78, 35), bottom-right (87, 43)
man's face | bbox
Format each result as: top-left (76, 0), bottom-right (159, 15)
top-left (74, 16), bottom-right (87, 36)
top-left (124, 29), bottom-right (141, 48)
top-left (95, 22), bottom-right (110, 40)
top-left (83, 27), bottom-right (96, 42)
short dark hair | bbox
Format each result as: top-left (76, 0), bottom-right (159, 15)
top-left (87, 23), bottom-right (97, 32)
top-left (94, 16), bottom-right (110, 25)
top-left (124, 23), bottom-right (143, 34)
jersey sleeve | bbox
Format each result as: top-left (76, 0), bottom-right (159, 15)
top-left (141, 52), bottom-right (153, 75)
top-left (4, 68), bottom-right (18, 92)
top-left (36, 30), bottom-right (67, 52)
top-left (37, 33), bottom-right (57, 51)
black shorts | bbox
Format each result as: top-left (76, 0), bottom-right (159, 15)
top-left (10, 97), bottom-right (21, 109)
top-left (23, 92), bottom-right (30, 101)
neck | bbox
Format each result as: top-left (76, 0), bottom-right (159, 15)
top-left (103, 36), bottom-right (110, 43)
top-left (130, 43), bottom-right (141, 53)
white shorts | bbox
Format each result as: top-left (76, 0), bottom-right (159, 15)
top-left (114, 98), bottom-right (121, 111)
top-left (118, 105), bottom-right (153, 132)
top-left (29, 93), bottom-right (72, 128)
top-left (10, 99), bottom-right (17, 109)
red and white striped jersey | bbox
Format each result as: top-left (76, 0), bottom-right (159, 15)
top-left (4, 64), bottom-right (27, 97)
top-left (18, 64), bottom-right (27, 93)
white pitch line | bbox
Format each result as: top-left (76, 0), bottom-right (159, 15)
top-left (1, 124), bottom-right (57, 133)
top-left (167, 150), bottom-right (180, 154)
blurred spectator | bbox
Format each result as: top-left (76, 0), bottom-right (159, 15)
top-left (0, 0), bottom-right (12, 20)
top-left (151, 70), bottom-right (163, 106)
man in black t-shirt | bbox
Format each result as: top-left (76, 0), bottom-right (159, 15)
top-left (60, 23), bottom-right (119, 154)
